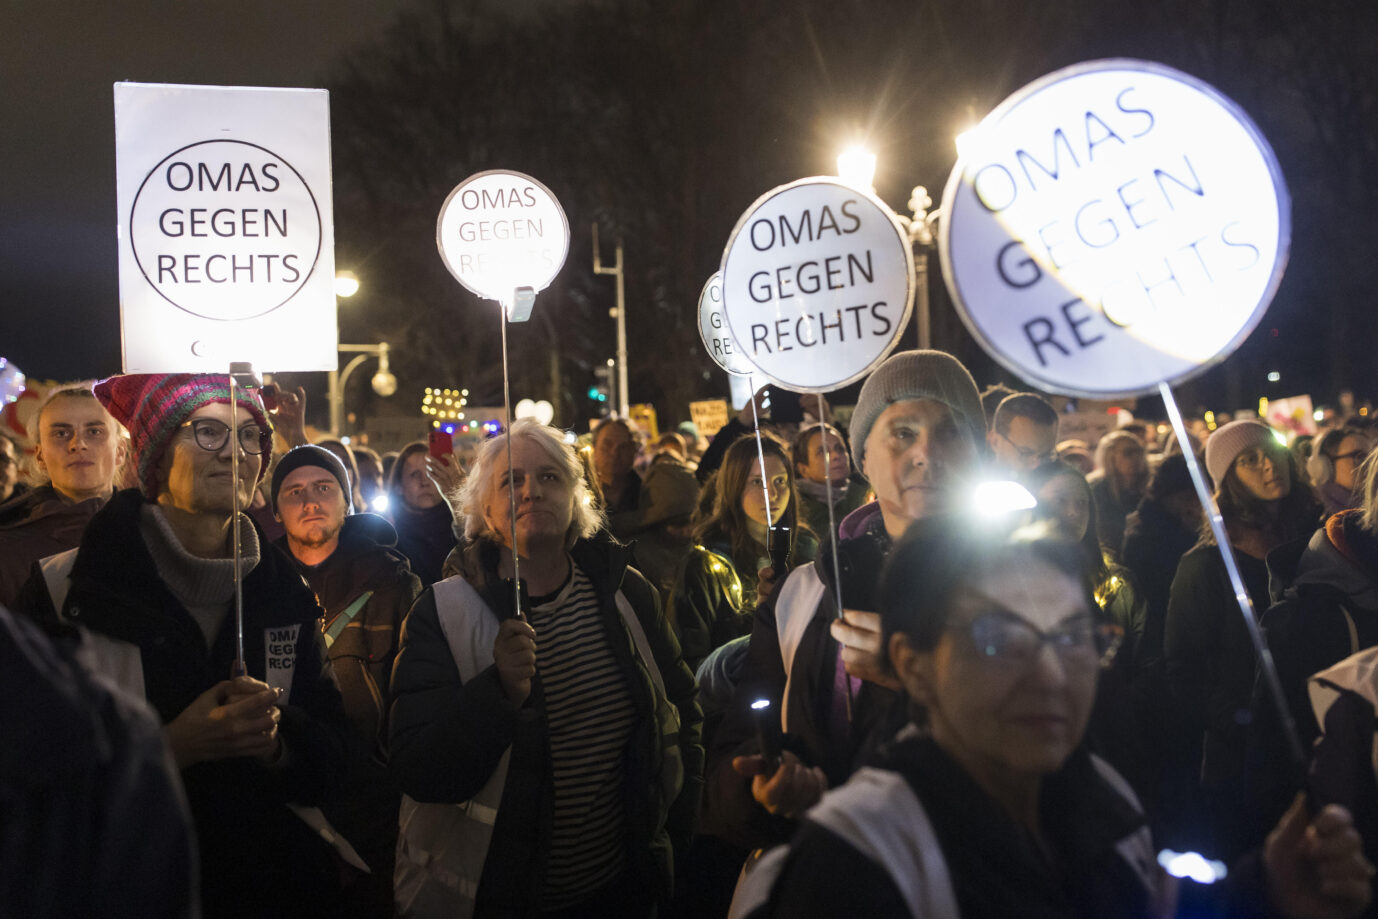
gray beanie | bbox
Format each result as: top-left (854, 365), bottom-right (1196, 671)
top-left (850, 350), bottom-right (985, 472)
top-left (1205, 420), bottom-right (1276, 486)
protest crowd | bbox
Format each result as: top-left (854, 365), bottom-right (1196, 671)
top-left (6, 351), bottom-right (1378, 919)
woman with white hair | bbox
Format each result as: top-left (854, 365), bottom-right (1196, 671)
top-left (389, 420), bottom-right (703, 919)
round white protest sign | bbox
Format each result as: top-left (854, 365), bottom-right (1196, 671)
top-left (129, 139), bottom-right (324, 321)
top-left (437, 170), bottom-right (570, 303)
top-left (941, 59), bottom-right (1289, 398)
top-left (721, 177), bottom-right (913, 393)
top-left (698, 272), bottom-right (754, 376)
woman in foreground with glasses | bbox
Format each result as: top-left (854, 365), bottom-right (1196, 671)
top-left (732, 513), bottom-right (1371, 919)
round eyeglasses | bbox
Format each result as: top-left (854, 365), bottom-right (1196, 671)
top-left (179, 418), bottom-right (272, 456)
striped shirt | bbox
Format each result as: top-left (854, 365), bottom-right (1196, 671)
top-left (527, 562), bottom-right (636, 908)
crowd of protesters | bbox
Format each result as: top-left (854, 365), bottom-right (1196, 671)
top-left (4, 355), bottom-right (1378, 918)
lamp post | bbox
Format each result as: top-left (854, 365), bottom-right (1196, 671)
top-left (328, 342), bottom-right (396, 435)
top-left (836, 149), bottom-right (940, 351)
top-left (592, 224), bottom-right (629, 418)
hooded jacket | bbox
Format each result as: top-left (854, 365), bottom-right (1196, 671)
top-left (388, 534), bottom-right (703, 917)
top-left (1245, 512), bottom-right (1378, 839)
top-left (277, 511), bottom-right (422, 884)
top-left (277, 511), bottom-right (421, 743)
top-left (1261, 512), bottom-right (1378, 747)
top-left (0, 483), bottom-right (107, 607)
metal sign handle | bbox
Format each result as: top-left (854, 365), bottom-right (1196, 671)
top-left (1158, 381), bottom-right (1305, 772)
top-left (227, 361), bottom-right (261, 677)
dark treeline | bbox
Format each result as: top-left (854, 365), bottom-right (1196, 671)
top-left (326, 0), bottom-right (1378, 426)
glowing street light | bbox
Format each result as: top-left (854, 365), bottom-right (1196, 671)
top-left (836, 146), bottom-right (877, 191)
top-left (334, 270), bottom-right (360, 298)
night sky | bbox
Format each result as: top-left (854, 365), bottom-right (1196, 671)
top-left (4, 1), bottom-right (1373, 421)
top-left (1, 1), bottom-right (414, 382)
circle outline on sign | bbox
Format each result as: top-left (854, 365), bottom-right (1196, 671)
top-left (720, 176), bottom-right (915, 394)
top-left (938, 57), bottom-right (1291, 400)
top-left (129, 138), bottom-right (324, 321)
top-left (698, 271), bottom-right (753, 377)
top-left (435, 169), bottom-right (571, 302)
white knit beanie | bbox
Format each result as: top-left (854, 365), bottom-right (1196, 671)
top-left (1205, 420), bottom-right (1276, 485)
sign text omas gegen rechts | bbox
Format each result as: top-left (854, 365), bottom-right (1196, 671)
top-left (941, 61), bottom-right (1287, 398)
top-left (130, 139), bottom-right (322, 321)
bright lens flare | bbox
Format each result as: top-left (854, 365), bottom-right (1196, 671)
top-left (836, 147), bottom-right (877, 190)
top-left (972, 480), bottom-right (1038, 517)
top-left (1157, 849), bottom-right (1227, 884)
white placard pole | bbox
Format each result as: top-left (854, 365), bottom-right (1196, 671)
top-left (227, 361), bottom-right (263, 674)
top-left (437, 172), bottom-right (570, 622)
top-left (742, 374), bottom-right (773, 542)
top-left (1160, 382), bottom-right (1305, 768)
top-left (814, 391), bottom-right (853, 719)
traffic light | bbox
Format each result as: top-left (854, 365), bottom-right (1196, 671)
top-left (590, 364), bottom-right (611, 403)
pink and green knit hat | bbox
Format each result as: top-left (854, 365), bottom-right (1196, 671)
top-left (93, 373), bottom-right (272, 500)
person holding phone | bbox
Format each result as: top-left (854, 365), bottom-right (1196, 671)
top-left (700, 350), bottom-right (989, 856)
top-left (668, 431), bottom-right (816, 674)
top-left (386, 440), bottom-right (457, 586)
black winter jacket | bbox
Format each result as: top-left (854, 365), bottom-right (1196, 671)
top-left (388, 535), bottom-right (703, 916)
top-left (278, 511), bottom-right (422, 878)
top-left (15, 488), bottom-right (359, 918)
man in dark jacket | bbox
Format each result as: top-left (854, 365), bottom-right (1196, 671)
top-left (272, 443), bottom-right (422, 911)
top-left (14, 373), bottom-right (359, 919)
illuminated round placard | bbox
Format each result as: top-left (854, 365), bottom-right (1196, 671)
top-left (436, 170), bottom-right (570, 303)
top-left (698, 272), bottom-right (754, 376)
top-left (720, 177), bottom-right (913, 393)
top-left (940, 59), bottom-right (1289, 398)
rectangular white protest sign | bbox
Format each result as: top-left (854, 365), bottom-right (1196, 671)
top-left (114, 82), bottom-right (336, 372)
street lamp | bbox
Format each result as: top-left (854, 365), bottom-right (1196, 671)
top-left (328, 342), bottom-right (395, 435)
top-left (334, 270), bottom-right (360, 298)
top-left (836, 147), bottom-right (877, 191)
top-left (836, 149), bottom-right (941, 350)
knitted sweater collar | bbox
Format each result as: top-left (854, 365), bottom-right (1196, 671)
top-left (139, 504), bottom-right (261, 612)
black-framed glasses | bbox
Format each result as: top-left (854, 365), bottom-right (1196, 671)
top-left (180, 418), bottom-right (272, 455)
top-left (995, 428), bottom-right (1057, 466)
top-left (1334, 449), bottom-right (1371, 466)
top-left (964, 610), bottom-right (1122, 671)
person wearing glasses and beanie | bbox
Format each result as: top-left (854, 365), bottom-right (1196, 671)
top-left (732, 515), bottom-right (1372, 919)
top-left (13, 373), bottom-right (359, 919)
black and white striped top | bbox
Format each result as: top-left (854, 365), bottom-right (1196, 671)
top-left (527, 562), bottom-right (636, 908)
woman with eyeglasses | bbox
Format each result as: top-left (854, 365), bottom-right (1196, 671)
top-left (14, 373), bottom-right (359, 916)
top-left (1163, 421), bottom-right (1321, 858)
top-left (1309, 427), bottom-right (1374, 518)
top-left (732, 514), bottom-right (1371, 919)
